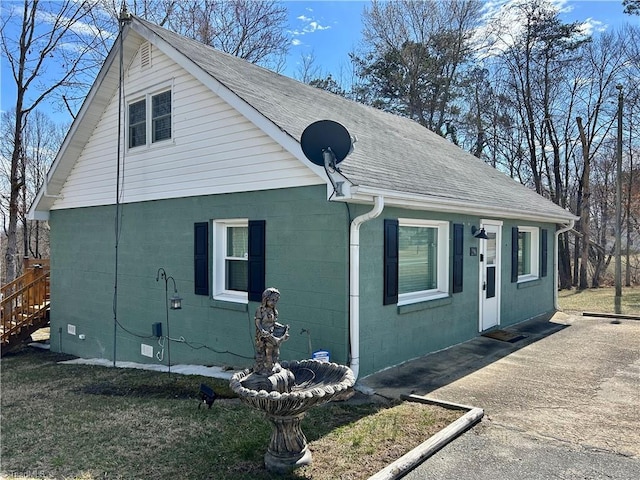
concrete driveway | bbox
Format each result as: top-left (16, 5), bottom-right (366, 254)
top-left (361, 313), bottom-right (640, 479)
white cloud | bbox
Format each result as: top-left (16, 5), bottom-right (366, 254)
top-left (579, 18), bottom-right (607, 36)
top-left (289, 8), bottom-right (331, 46)
top-left (472, 0), bottom-right (599, 59)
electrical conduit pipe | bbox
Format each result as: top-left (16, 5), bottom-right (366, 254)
top-left (349, 196), bottom-right (384, 381)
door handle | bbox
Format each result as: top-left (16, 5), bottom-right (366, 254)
top-left (483, 282), bottom-right (486, 291)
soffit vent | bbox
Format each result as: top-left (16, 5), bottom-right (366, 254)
top-left (140, 42), bottom-right (152, 69)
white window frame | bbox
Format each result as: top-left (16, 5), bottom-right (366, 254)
top-left (517, 226), bottom-right (539, 283)
top-left (127, 85), bottom-right (173, 150)
top-left (213, 219), bottom-right (248, 304)
top-left (398, 219), bottom-right (450, 306)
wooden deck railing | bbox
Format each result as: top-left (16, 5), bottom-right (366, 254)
top-left (1, 259), bottom-right (50, 354)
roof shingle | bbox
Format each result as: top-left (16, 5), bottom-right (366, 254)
top-left (136, 17), bottom-right (575, 223)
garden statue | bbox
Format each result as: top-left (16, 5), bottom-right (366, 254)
top-left (253, 287), bottom-right (289, 375)
top-left (230, 288), bottom-right (355, 473)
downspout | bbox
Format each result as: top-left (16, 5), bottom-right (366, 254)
top-left (349, 196), bottom-right (384, 381)
top-left (554, 220), bottom-right (575, 310)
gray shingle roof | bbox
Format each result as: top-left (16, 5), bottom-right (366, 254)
top-left (135, 17), bottom-right (575, 224)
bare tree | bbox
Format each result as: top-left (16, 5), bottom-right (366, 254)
top-left (294, 50), bottom-right (322, 84)
top-left (574, 31), bottom-right (627, 288)
top-left (0, 109), bottom-right (65, 279)
top-left (0, 0), bottom-right (112, 282)
top-left (353, 0), bottom-right (482, 139)
top-left (167, 0), bottom-right (289, 69)
top-left (99, 0), bottom-right (179, 27)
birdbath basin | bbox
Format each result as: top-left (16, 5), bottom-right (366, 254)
top-left (230, 359), bottom-right (355, 473)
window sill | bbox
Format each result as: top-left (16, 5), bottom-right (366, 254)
top-left (211, 297), bottom-right (248, 312)
top-left (517, 277), bottom-right (541, 289)
top-left (212, 292), bottom-right (248, 310)
top-left (398, 294), bottom-right (452, 314)
top-left (127, 138), bottom-right (175, 153)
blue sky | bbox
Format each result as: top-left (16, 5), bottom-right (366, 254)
top-left (1, 0), bottom-right (637, 126)
top-left (283, 0), bottom-right (638, 78)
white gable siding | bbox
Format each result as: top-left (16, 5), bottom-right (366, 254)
top-left (52, 45), bottom-right (322, 211)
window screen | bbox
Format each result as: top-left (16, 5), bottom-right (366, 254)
top-left (225, 226), bottom-right (248, 292)
top-left (398, 225), bottom-right (438, 294)
top-left (152, 91), bottom-right (171, 143)
top-left (128, 99), bottom-right (146, 148)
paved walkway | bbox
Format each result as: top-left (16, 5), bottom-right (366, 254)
top-left (361, 313), bottom-right (640, 479)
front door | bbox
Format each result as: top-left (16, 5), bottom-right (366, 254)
top-left (479, 222), bottom-right (502, 331)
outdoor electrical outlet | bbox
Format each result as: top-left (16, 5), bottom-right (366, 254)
top-left (67, 324), bottom-right (76, 335)
top-left (141, 344), bottom-right (153, 358)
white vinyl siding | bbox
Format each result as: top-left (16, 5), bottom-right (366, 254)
top-left (52, 45), bottom-right (322, 210)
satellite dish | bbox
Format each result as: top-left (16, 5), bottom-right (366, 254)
top-left (300, 120), bottom-right (353, 167)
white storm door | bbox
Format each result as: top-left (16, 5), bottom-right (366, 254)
top-left (479, 222), bottom-right (502, 331)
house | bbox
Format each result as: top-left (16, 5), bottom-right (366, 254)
top-left (28, 15), bottom-right (576, 380)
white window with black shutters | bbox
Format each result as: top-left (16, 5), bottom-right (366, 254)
top-left (517, 226), bottom-right (539, 282)
top-left (208, 219), bottom-right (265, 303)
top-left (384, 219), bottom-right (450, 306)
top-left (214, 219), bottom-right (248, 302)
top-left (127, 88), bottom-right (172, 149)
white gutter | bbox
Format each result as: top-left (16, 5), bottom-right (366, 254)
top-left (350, 185), bottom-right (577, 225)
top-left (349, 195), bottom-right (384, 381)
top-left (554, 220), bottom-right (575, 310)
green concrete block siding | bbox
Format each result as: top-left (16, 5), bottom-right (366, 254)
top-left (355, 211), bottom-right (557, 376)
top-left (49, 185), bottom-right (557, 377)
top-left (49, 185), bottom-right (350, 368)
top-left (501, 220), bottom-right (556, 326)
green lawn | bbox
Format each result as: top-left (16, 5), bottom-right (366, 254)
top-left (558, 286), bottom-right (640, 316)
top-left (0, 348), bottom-right (460, 480)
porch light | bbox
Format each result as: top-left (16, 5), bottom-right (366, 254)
top-left (472, 226), bottom-right (489, 240)
top-left (170, 293), bottom-right (182, 310)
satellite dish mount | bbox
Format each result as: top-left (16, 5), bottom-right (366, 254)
top-left (322, 147), bottom-right (339, 173)
top-left (301, 120), bottom-right (354, 197)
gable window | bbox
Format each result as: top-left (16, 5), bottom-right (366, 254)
top-left (394, 219), bottom-right (449, 305)
top-left (212, 219), bottom-right (265, 303)
top-left (152, 91), bottom-right (172, 142)
top-left (128, 99), bottom-right (146, 147)
top-left (517, 226), bottom-right (539, 282)
top-left (128, 89), bottom-right (172, 148)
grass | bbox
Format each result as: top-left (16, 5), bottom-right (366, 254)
top-left (1, 348), bottom-right (461, 480)
top-left (558, 285), bottom-right (640, 316)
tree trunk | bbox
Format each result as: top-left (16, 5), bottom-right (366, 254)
top-left (625, 160), bottom-right (633, 286)
top-left (576, 117), bottom-right (590, 290)
top-left (558, 231), bottom-right (573, 289)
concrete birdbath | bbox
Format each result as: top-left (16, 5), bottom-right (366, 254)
top-left (229, 288), bottom-right (355, 473)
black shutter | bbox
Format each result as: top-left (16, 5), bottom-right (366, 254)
top-left (511, 226), bottom-right (519, 283)
top-left (541, 229), bottom-right (548, 277)
top-left (194, 222), bottom-right (209, 295)
top-left (248, 220), bottom-right (266, 302)
top-left (383, 219), bottom-right (399, 305)
top-left (452, 223), bottom-right (464, 293)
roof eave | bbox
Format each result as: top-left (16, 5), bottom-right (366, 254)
top-left (348, 185), bottom-right (578, 225)
top-left (27, 23), bottom-right (141, 220)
